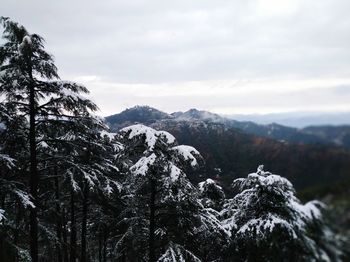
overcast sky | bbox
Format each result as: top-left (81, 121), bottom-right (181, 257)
top-left (2, 0), bottom-right (350, 116)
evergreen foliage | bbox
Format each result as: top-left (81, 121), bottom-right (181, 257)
top-left (221, 165), bottom-right (343, 261)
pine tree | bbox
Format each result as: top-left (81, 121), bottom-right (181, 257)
top-left (37, 116), bottom-right (120, 261)
top-left (116, 124), bottom-right (228, 261)
top-left (221, 165), bottom-right (343, 262)
top-left (0, 17), bottom-right (97, 261)
top-left (197, 178), bottom-right (228, 260)
top-left (0, 99), bottom-right (33, 261)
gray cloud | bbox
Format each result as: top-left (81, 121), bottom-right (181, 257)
top-left (332, 85), bottom-right (350, 94)
top-left (1, 0), bottom-right (350, 115)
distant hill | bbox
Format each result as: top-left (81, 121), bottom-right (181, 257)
top-left (105, 106), bottom-right (350, 195)
top-left (106, 105), bottom-right (172, 130)
top-left (105, 106), bottom-right (225, 128)
top-left (106, 106), bottom-right (349, 148)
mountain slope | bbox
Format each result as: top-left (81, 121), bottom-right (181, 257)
top-left (151, 120), bottom-right (350, 191)
top-left (106, 107), bottom-right (337, 147)
top-left (105, 106), bottom-right (350, 195)
top-left (302, 125), bottom-right (350, 148)
top-left (228, 121), bottom-right (330, 145)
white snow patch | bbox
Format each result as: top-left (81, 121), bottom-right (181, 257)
top-left (0, 209), bottom-right (5, 222)
top-left (237, 214), bottom-right (296, 239)
top-left (171, 145), bottom-right (200, 167)
top-left (0, 122), bottom-right (6, 130)
top-left (100, 130), bottom-right (117, 140)
top-left (157, 242), bottom-right (201, 262)
top-left (290, 200), bottom-right (323, 220)
top-left (198, 178), bottom-right (222, 193)
top-left (60, 86), bottom-right (85, 101)
top-left (221, 216), bottom-right (237, 236)
top-left (38, 141), bottom-right (49, 148)
top-left (121, 124), bottom-right (175, 152)
top-left (170, 164), bottom-right (181, 182)
top-left (247, 165), bottom-right (293, 189)
top-left (70, 174), bottom-right (80, 192)
top-left (19, 35), bottom-right (32, 53)
top-left (15, 190), bottom-right (35, 209)
top-left (130, 153), bottom-right (157, 176)
top-left (23, 35), bottom-right (32, 45)
top-left (0, 154), bottom-right (16, 168)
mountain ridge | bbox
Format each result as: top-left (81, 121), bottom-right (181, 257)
top-left (105, 106), bottom-right (350, 196)
top-left (105, 106), bottom-right (350, 148)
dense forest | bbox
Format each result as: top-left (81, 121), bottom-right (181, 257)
top-left (0, 17), bottom-right (349, 262)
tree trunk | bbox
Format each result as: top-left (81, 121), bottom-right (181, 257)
top-left (55, 175), bottom-right (63, 262)
top-left (98, 233), bottom-right (102, 262)
top-left (29, 80), bottom-right (39, 262)
top-left (70, 189), bottom-right (76, 262)
top-left (148, 179), bottom-right (156, 262)
top-left (62, 207), bottom-right (69, 262)
top-left (103, 228), bottom-right (107, 262)
top-left (14, 201), bottom-right (21, 246)
top-left (81, 183), bottom-right (89, 262)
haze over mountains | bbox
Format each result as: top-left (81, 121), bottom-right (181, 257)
top-left (227, 111), bottom-right (350, 128)
top-left (105, 106), bottom-right (350, 197)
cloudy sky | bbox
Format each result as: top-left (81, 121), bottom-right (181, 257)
top-left (2, 0), bottom-right (350, 116)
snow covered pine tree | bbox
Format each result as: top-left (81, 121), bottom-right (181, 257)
top-left (0, 17), bottom-right (106, 262)
top-left (116, 124), bottom-right (227, 262)
top-left (36, 116), bottom-right (120, 261)
top-left (221, 165), bottom-right (343, 262)
top-left (0, 102), bottom-right (33, 260)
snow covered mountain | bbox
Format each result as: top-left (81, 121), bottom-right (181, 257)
top-left (171, 108), bottom-right (224, 122)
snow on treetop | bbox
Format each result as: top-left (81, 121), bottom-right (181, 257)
top-left (23, 35), bottom-right (32, 45)
top-left (171, 145), bottom-right (200, 167)
top-left (224, 165), bottom-right (328, 250)
top-left (130, 153), bottom-right (157, 176)
top-left (198, 178), bottom-right (222, 192)
top-left (248, 173), bottom-right (293, 188)
top-left (18, 35), bottom-right (32, 53)
top-left (120, 124), bottom-right (175, 152)
top-left (244, 165), bottom-right (293, 190)
top-left (205, 178), bottom-right (215, 184)
top-left (198, 178), bottom-right (215, 188)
